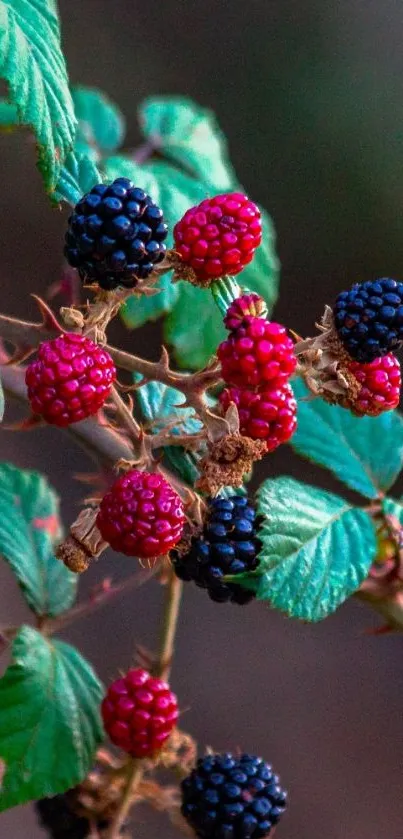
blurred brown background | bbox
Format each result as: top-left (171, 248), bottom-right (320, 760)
top-left (1, 1), bottom-right (403, 837)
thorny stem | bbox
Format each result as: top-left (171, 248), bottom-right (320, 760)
top-left (0, 308), bottom-right (226, 439)
top-left (46, 567), bottom-right (158, 635)
top-left (156, 569), bottom-right (183, 681)
top-left (105, 759), bottom-right (144, 839)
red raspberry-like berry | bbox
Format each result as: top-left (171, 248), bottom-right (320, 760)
top-left (96, 470), bottom-right (185, 558)
top-left (223, 292), bottom-right (268, 331)
top-left (218, 316), bottom-right (296, 390)
top-left (25, 333), bottom-right (116, 427)
top-left (346, 353), bottom-right (401, 416)
top-left (173, 192), bottom-right (262, 284)
top-left (101, 668), bottom-right (178, 758)
top-left (220, 383), bottom-right (297, 450)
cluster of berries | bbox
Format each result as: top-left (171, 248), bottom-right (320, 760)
top-left (65, 179), bottom-right (262, 291)
top-left (100, 668), bottom-right (287, 839)
top-left (331, 278), bottom-right (402, 416)
top-left (217, 294), bottom-right (297, 450)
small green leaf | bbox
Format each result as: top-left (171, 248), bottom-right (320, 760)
top-left (0, 0), bottom-right (76, 193)
top-left (0, 626), bottom-right (103, 809)
top-left (242, 476), bottom-right (376, 621)
top-left (164, 281), bottom-right (226, 369)
top-left (0, 463), bottom-right (77, 616)
top-left (136, 379), bottom-right (202, 485)
top-left (291, 379), bottom-right (403, 499)
top-left (55, 150), bottom-right (101, 206)
top-left (72, 86), bottom-right (125, 160)
top-left (139, 96), bottom-right (235, 191)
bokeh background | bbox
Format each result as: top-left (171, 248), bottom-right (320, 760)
top-left (1, 1), bottom-right (403, 836)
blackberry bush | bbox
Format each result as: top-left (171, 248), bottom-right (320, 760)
top-left (0, 9), bottom-right (400, 839)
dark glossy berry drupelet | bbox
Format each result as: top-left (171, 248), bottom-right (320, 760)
top-left (64, 178), bottom-right (168, 290)
top-left (333, 278), bottom-right (403, 362)
top-left (171, 496), bottom-right (261, 604)
top-left (181, 752), bottom-right (287, 839)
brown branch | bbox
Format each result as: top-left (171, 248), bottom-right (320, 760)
top-left (0, 309), bottom-right (226, 440)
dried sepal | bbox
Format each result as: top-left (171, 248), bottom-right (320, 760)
top-left (57, 506), bottom-right (108, 574)
top-left (197, 432), bottom-right (266, 495)
top-left (295, 305), bottom-right (358, 404)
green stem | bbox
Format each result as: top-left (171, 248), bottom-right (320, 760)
top-left (105, 759), bottom-right (143, 839)
top-left (211, 275), bottom-right (241, 316)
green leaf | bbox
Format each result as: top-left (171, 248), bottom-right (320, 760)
top-left (244, 477), bottom-right (376, 621)
top-left (139, 96), bottom-right (235, 191)
top-left (0, 0), bottom-right (76, 193)
top-left (55, 150), bottom-right (101, 206)
top-left (291, 378), bottom-right (403, 499)
top-left (136, 379), bottom-right (202, 485)
top-left (0, 463), bottom-right (77, 616)
top-left (164, 281), bottom-right (226, 369)
top-left (0, 626), bottom-right (103, 809)
top-left (72, 86), bottom-right (125, 161)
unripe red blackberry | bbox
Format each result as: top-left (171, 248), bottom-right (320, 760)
top-left (101, 668), bottom-right (178, 757)
top-left (345, 353), bottom-right (401, 416)
top-left (224, 293), bottom-right (268, 331)
top-left (25, 333), bottom-right (116, 427)
top-left (96, 470), bottom-right (185, 558)
top-left (220, 384), bottom-right (297, 450)
top-left (173, 193), bottom-right (262, 284)
top-left (218, 317), bottom-right (296, 390)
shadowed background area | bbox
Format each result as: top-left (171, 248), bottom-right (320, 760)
top-left (0, 1), bottom-right (402, 837)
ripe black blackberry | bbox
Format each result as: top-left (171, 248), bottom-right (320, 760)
top-left (171, 495), bottom-right (261, 605)
top-left (35, 793), bottom-right (94, 839)
top-left (35, 792), bottom-right (127, 839)
top-left (334, 277), bottom-right (403, 362)
top-left (64, 178), bottom-right (168, 290)
top-left (181, 752), bottom-right (287, 839)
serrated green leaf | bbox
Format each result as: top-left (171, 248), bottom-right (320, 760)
top-left (136, 379), bottom-right (202, 485)
top-left (72, 86), bottom-right (125, 161)
top-left (139, 96), bottom-right (235, 191)
top-left (0, 0), bottom-right (76, 193)
top-left (55, 150), bottom-right (101, 206)
top-left (241, 477), bottom-right (376, 621)
top-left (0, 463), bottom-right (77, 616)
top-left (0, 626), bottom-right (103, 809)
top-left (291, 379), bottom-right (403, 499)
